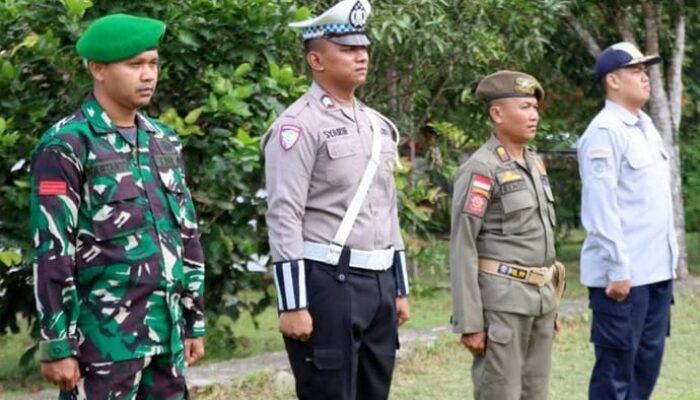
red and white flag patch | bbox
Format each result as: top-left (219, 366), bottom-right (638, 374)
top-left (39, 180), bottom-right (67, 196)
top-left (463, 174), bottom-right (492, 217)
top-left (279, 124), bottom-right (302, 151)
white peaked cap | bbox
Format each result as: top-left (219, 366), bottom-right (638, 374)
top-left (289, 0), bottom-right (372, 46)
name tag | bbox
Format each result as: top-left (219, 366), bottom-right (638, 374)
top-left (322, 127), bottom-right (349, 139)
top-left (87, 159), bottom-right (130, 179)
top-left (154, 154), bottom-right (180, 169)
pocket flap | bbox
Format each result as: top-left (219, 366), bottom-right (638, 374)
top-left (627, 152), bottom-right (652, 169)
top-left (327, 140), bottom-right (359, 159)
top-left (381, 139), bottom-right (396, 154)
top-left (487, 323), bottom-right (512, 345)
top-left (544, 185), bottom-right (555, 202)
top-left (312, 348), bottom-right (346, 370)
top-left (158, 169), bottom-right (185, 194)
top-left (89, 174), bottom-right (140, 206)
top-left (501, 190), bottom-right (535, 214)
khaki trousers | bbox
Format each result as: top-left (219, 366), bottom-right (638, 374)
top-left (472, 309), bottom-right (556, 400)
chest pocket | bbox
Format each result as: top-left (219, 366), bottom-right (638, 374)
top-left (500, 189), bottom-right (538, 234)
top-left (543, 183), bottom-right (556, 227)
top-left (625, 134), bottom-right (654, 169)
top-left (86, 159), bottom-right (146, 241)
top-left (154, 150), bottom-right (191, 230)
top-left (623, 140), bottom-right (655, 194)
top-left (626, 151), bottom-right (653, 169)
top-left (378, 138), bottom-right (397, 185)
top-left (325, 138), bottom-right (363, 186)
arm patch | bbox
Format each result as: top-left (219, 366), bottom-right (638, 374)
top-left (463, 174), bottom-right (493, 217)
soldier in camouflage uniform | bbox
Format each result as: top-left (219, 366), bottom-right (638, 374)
top-left (29, 14), bottom-right (205, 399)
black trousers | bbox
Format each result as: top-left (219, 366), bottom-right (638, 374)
top-left (283, 251), bottom-right (398, 400)
top-left (588, 280), bottom-right (673, 400)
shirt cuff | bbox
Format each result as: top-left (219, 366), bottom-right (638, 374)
top-left (186, 318), bottom-right (206, 338)
top-left (450, 315), bottom-right (484, 335)
top-left (392, 250), bottom-right (410, 297)
top-left (39, 337), bottom-right (79, 362)
top-left (607, 264), bottom-right (631, 282)
top-left (273, 260), bottom-right (308, 312)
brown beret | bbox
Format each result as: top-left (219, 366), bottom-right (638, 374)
top-left (475, 70), bottom-right (544, 103)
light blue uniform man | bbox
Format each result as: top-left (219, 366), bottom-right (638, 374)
top-left (577, 41), bottom-right (677, 400)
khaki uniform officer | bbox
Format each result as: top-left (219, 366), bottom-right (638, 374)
top-left (450, 70), bottom-right (560, 400)
top-left (262, 1), bottom-right (410, 399)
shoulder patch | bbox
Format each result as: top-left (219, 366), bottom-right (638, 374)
top-left (279, 124), bottom-right (302, 150)
top-left (495, 146), bottom-right (511, 162)
top-left (39, 180), bottom-right (67, 196)
top-left (463, 174), bottom-right (493, 217)
top-left (590, 160), bottom-right (608, 178)
top-left (587, 147), bottom-right (612, 159)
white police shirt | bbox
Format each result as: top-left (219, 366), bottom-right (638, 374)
top-left (577, 100), bottom-right (677, 287)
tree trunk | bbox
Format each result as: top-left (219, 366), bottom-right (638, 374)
top-left (564, 2), bottom-right (689, 277)
top-left (642, 0), bottom-right (688, 278)
top-left (404, 70), bottom-right (420, 279)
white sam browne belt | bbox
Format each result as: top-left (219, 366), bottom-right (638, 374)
top-left (303, 242), bottom-right (395, 271)
top-left (271, 110), bottom-right (408, 312)
top-left (303, 109), bottom-right (396, 272)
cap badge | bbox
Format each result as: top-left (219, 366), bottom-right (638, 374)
top-left (514, 77), bottom-right (536, 95)
top-left (349, 0), bottom-right (368, 29)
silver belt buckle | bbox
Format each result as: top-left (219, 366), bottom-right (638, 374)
top-left (325, 243), bottom-right (343, 265)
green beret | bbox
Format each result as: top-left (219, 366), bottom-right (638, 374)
top-left (76, 14), bottom-right (166, 63)
top-left (475, 70), bottom-right (544, 103)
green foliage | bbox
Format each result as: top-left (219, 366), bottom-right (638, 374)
top-left (1, 1), bottom-right (699, 378)
top-left (0, 0), bottom-right (310, 345)
top-left (681, 128), bottom-right (700, 232)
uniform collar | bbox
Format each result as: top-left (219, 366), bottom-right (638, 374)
top-left (604, 99), bottom-right (641, 126)
top-left (486, 134), bottom-right (521, 165)
top-left (80, 93), bottom-right (156, 135)
top-left (309, 81), bottom-right (364, 114)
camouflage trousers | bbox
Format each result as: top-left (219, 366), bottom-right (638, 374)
top-left (59, 352), bottom-right (187, 400)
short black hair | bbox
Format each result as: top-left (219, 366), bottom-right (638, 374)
top-left (303, 38), bottom-right (324, 53)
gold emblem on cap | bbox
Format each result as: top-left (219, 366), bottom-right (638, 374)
top-left (514, 77), bottom-right (536, 95)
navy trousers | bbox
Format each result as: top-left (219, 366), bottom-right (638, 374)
top-left (588, 279), bottom-right (673, 400)
top-left (283, 248), bottom-right (399, 400)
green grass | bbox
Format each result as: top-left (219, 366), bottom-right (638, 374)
top-left (3, 231), bottom-right (699, 395)
top-left (194, 293), bottom-right (700, 400)
top-left (0, 331), bottom-right (47, 393)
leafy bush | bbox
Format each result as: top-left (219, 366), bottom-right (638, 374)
top-left (0, 0), bottom-right (310, 343)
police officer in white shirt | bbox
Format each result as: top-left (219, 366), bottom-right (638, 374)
top-left (577, 42), bottom-right (677, 400)
top-left (262, 1), bottom-right (410, 399)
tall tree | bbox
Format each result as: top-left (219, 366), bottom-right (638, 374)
top-left (563, 0), bottom-right (689, 277)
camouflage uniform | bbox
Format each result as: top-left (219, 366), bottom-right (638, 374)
top-left (30, 95), bottom-right (204, 399)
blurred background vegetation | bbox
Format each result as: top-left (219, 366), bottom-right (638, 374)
top-left (1, 0), bottom-right (700, 393)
